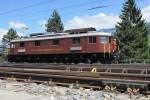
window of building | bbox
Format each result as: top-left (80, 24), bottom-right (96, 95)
top-left (20, 42), bottom-right (25, 47)
top-left (52, 39), bottom-right (59, 45)
top-left (34, 41), bottom-right (41, 46)
top-left (100, 36), bottom-right (109, 44)
top-left (88, 36), bottom-right (96, 43)
top-left (72, 38), bottom-right (80, 44)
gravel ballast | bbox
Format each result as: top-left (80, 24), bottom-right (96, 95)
top-left (0, 79), bottom-right (149, 100)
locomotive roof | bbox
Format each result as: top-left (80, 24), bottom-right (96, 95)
top-left (11, 32), bottom-right (112, 43)
top-left (65, 27), bottom-right (96, 33)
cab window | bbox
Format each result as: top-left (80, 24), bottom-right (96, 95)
top-left (100, 36), bottom-right (109, 44)
top-left (20, 42), bottom-right (25, 47)
top-left (34, 41), bottom-right (41, 46)
top-left (72, 38), bottom-right (80, 44)
top-left (52, 39), bottom-right (59, 45)
top-left (88, 36), bottom-right (96, 43)
top-left (11, 43), bottom-right (15, 48)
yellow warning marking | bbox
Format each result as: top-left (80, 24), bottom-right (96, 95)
top-left (111, 86), bottom-right (116, 91)
top-left (127, 87), bottom-right (133, 94)
top-left (7, 77), bottom-right (16, 81)
top-left (91, 67), bottom-right (97, 73)
top-left (105, 85), bottom-right (110, 90)
top-left (133, 88), bottom-right (139, 93)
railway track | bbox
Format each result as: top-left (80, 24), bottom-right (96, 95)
top-left (0, 63), bottom-right (150, 93)
top-left (1, 63), bottom-right (150, 69)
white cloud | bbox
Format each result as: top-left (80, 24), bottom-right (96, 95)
top-left (142, 5), bottom-right (150, 22)
top-left (9, 21), bottom-right (29, 30)
top-left (0, 28), bottom-right (7, 38)
top-left (65, 5), bottom-right (150, 30)
top-left (65, 13), bottom-right (120, 30)
top-left (0, 29), bottom-right (8, 42)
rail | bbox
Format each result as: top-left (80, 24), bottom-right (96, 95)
top-left (0, 63), bottom-right (149, 92)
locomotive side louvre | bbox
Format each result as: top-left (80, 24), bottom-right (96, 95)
top-left (8, 31), bottom-right (117, 63)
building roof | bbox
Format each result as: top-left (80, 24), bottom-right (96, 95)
top-left (11, 32), bottom-right (112, 43)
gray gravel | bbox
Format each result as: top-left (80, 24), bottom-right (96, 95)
top-left (0, 79), bottom-right (149, 100)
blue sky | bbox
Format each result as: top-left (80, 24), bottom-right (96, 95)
top-left (0, 0), bottom-right (150, 37)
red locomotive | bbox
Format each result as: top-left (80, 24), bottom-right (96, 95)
top-left (8, 27), bottom-right (118, 63)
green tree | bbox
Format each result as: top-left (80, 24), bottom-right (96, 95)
top-left (147, 22), bottom-right (150, 34)
top-left (1, 28), bottom-right (19, 61)
top-left (46, 9), bottom-right (64, 32)
top-left (147, 23), bottom-right (150, 47)
top-left (115, 0), bottom-right (148, 59)
top-left (2, 28), bottom-right (19, 49)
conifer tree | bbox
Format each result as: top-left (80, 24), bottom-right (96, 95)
top-left (1, 28), bottom-right (19, 61)
top-left (147, 22), bottom-right (150, 34)
top-left (2, 28), bottom-right (19, 49)
top-left (46, 9), bottom-right (64, 33)
top-left (115, 0), bottom-right (148, 59)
